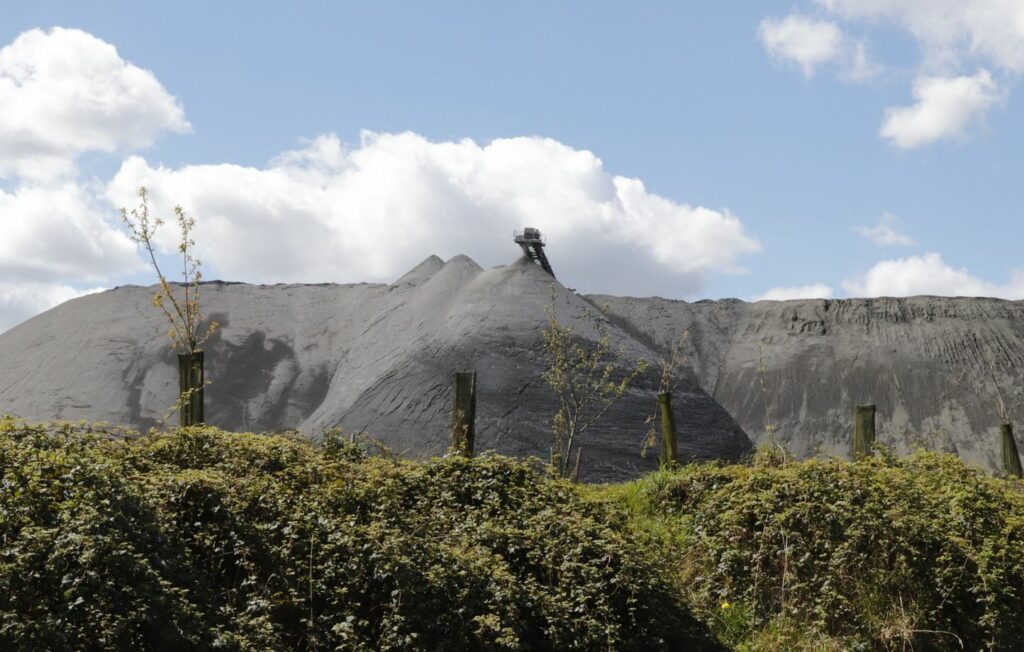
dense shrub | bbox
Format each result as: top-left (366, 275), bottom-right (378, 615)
top-left (0, 419), bottom-right (716, 651)
top-left (628, 452), bottom-right (1024, 650)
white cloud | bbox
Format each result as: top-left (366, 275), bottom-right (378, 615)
top-left (817, 0), bottom-right (1024, 73)
top-left (842, 252), bottom-right (1024, 297)
top-left (0, 282), bottom-right (104, 333)
top-left (0, 27), bottom-right (189, 181)
top-left (759, 15), bottom-right (848, 78)
top-left (0, 27), bottom-right (184, 332)
top-left (844, 39), bottom-right (882, 82)
top-left (758, 13), bottom-right (879, 81)
top-left (855, 212), bottom-right (914, 246)
top-left (0, 182), bottom-right (141, 282)
top-left (759, 2), bottom-right (1023, 147)
top-left (105, 131), bottom-right (761, 294)
top-left (757, 283), bottom-right (835, 300)
top-left (0, 27), bottom-right (760, 326)
top-left (879, 70), bottom-right (1002, 149)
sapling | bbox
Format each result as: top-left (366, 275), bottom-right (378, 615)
top-left (641, 329), bottom-right (689, 466)
top-left (754, 341), bottom-right (789, 464)
top-left (541, 286), bottom-right (647, 478)
top-left (757, 342), bottom-right (775, 446)
top-left (121, 187), bottom-right (218, 426)
top-left (980, 344), bottom-right (1024, 476)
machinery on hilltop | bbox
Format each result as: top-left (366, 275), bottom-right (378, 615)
top-left (513, 227), bottom-right (555, 278)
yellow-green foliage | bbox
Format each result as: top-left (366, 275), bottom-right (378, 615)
top-left (604, 452), bottom-right (1024, 651)
top-left (7, 418), bottom-right (1022, 651)
top-left (0, 420), bottom-right (716, 651)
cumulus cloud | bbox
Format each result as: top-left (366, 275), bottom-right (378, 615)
top-left (758, 14), bottom-right (876, 80)
top-left (0, 28), bottom-right (761, 328)
top-left (842, 252), bottom-right (1024, 298)
top-left (0, 182), bottom-right (141, 282)
top-left (0, 27), bottom-right (184, 332)
top-left (880, 70), bottom-right (1002, 149)
top-left (0, 27), bottom-right (189, 181)
top-left (756, 283), bottom-right (835, 300)
top-left (817, 0), bottom-right (1024, 73)
top-left (855, 212), bottom-right (914, 247)
top-left (105, 131), bottom-right (761, 294)
top-left (0, 282), bottom-right (104, 332)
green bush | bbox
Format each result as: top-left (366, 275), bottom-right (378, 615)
top-left (0, 420), bottom-right (716, 651)
top-left (626, 452), bottom-right (1024, 650)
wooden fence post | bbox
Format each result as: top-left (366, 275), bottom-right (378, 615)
top-left (571, 447), bottom-right (583, 483)
top-left (451, 371), bottom-right (476, 457)
top-left (178, 351), bottom-right (204, 427)
top-left (853, 404), bottom-right (876, 460)
top-left (1001, 423), bottom-right (1023, 478)
top-left (658, 391), bottom-right (678, 467)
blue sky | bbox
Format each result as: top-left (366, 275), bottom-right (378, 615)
top-left (2, 1), bottom-right (1023, 331)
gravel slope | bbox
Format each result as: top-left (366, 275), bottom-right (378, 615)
top-left (0, 256), bottom-right (752, 481)
top-left (597, 294), bottom-right (1024, 471)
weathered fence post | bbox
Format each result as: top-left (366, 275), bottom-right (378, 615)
top-left (658, 391), bottom-right (678, 467)
top-left (451, 371), bottom-right (476, 457)
top-left (572, 447), bottom-right (583, 483)
top-left (1001, 423), bottom-right (1023, 477)
top-left (178, 351), bottom-right (204, 426)
top-left (853, 404), bottom-right (876, 459)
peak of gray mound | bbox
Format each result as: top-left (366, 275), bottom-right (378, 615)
top-left (393, 255), bottom-right (445, 286)
top-left (444, 253), bottom-right (483, 268)
top-left (0, 259), bottom-right (750, 481)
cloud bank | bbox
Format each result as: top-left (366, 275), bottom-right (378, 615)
top-left (0, 27), bottom-right (186, 331)
top-left (105, 132), bottom-right (761, 294)
top-left (755, 253), bottom-right (1024, 302)
top-left (5, 23), bottom-right (1023, 334)
top-left (842, 253), bottom-right (1024, 298)
top-left (0, 282), bottom-right (105, 329)
top-left (0, 27), bottom-right (762, 330)
top-left (757, 283), bottom-right (836, 301)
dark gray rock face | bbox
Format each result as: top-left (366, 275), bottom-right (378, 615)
top-left (0, 256), bottom-right (751, 481)
top-left (596, 295), bottom-right (1024, 472)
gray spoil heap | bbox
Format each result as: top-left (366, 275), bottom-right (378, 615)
top-left (0, 255), bottom-right (751, 481)
top-left (594, 294), bottom-right (1024, 472)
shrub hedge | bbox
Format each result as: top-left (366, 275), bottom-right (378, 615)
top-left (0, 419), bottom-right (717, 651)
top-left (628, 452), bottom-right (1024, 650)
top-left (7, 417), bottom-right (1021, 650)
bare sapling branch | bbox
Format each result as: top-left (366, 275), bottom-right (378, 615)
top-left (155, 382), bottom-right (212, 428)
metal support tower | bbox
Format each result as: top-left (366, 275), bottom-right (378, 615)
top-left (513, 227), bottom-right (555, 278)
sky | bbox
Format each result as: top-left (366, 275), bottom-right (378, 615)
top-left (2, 1), bottom-right (1023, 332)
